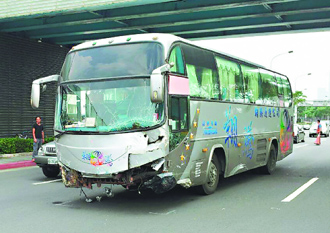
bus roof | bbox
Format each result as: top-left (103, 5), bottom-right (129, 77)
top-left (71, 33), bottom-right (285, 77)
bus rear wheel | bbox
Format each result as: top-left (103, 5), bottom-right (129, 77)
top-left (260, 144), bottom-right (277, 175)
top-left (196, 155), bottom-right (220, 195)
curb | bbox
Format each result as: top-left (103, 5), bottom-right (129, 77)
top-left (0, 160), bottom-right (36, 170)
top-left (0, 152), bottom-right (33, 158)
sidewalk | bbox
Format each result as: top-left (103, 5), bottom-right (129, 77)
top-left (0, 152), bottom-right (36, 170)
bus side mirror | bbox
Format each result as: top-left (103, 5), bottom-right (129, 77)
top-left (31, 75), bottom-right (60, 109)
top-left (31, 82), bottom-right (41, 109)
top-left (150, 64), bottom-right (170, 103)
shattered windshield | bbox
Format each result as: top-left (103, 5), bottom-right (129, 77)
top-left (61, 42), bottom-right (164, 81)
top-left (55, 78), bottom-right (164, 133)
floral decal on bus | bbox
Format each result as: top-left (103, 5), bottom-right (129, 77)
top-left (82, 151), bottom-right (114, 166)
top-left (223, 106), bottom-right (238, 147)
top-left (280, 109), bottom-right (292, 154)
top-left (243, 121), bottom-right (254, 159)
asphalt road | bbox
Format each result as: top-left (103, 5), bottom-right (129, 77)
top-left (1, 132), bottom-right (330, 233)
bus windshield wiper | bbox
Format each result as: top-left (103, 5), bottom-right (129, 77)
top-left (55, 129), bottom-right (97, 138)
top-left (54, 130), bottom-right (67, 139)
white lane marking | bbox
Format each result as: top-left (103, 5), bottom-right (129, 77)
top-left (33, 179), bottom-right (62, 185)
top-left (294, 144), bottom-right (308, 149)
top-left (0, 166), bottom-right (38, 173)
top-left (281, 177), bottom-right (319, 203)
top-left (149, 210), bottom-right (176, 215)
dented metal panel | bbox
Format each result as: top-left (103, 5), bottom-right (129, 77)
top-left (56, 127), bottom-right (167, 175)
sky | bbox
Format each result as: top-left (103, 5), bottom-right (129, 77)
top-left (194, 31), bottom-right (330, 100)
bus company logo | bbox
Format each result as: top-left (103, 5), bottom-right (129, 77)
top-left (82, 151), bottom-right (113, 167)
top-left (202, 120), bottom-right (218, 135)
top-left (243, 121), bottom-right (254, 159)
top-left (255, 107), bottom-right (279, 118)
top-left (223, 106), bottom-right (238, 147)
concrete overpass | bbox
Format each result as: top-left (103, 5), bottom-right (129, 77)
top-left (1, 0), bottom-right (330, 47)
top-left (299, 100), bottom-right (330, 107)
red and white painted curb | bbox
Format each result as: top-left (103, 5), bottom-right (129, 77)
top-left (0, 160), bottom-right (36, 170)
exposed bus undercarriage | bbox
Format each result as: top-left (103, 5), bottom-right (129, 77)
top-left (60, 158), bottom-right (176, 196)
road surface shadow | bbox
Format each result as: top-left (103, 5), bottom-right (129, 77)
top-left (52, 169), bottom-right (274, 214)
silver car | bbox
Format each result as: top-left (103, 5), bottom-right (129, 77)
top-left (35, 141), bottom-right (60, 178)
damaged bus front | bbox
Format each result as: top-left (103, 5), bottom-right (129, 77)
top-left (31, 37), bottom-right (177, 195)
top-left (32, 34), bottom-right (293, 199)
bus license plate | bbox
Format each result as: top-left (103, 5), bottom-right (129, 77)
top-left (48, 157), bottom-right (58, 165)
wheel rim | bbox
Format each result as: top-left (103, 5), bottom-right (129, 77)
top-left (207, 162), bottom-right (218, 187)
top-left (269, 149), bottom-right (276, 170)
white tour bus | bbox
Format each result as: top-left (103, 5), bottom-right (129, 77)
top-left (31, 33), bottom-right (293, 197)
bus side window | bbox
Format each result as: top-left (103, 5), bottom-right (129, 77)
top-left (235, 64), bottom-right (245, 102)
top-left (215, 56), bottom-right (242, 102)
top-left (241, 65), bottom-right (260, 104)
top-left (169, 96), bottom-right (189, 132)
top-left (259, 69), bottom-right (279, 106)
top-left (181, 44), bottom-right (219, 100)
top-left (186, 64), bottom-right (200, 97)
top-left (281, 76), bottom-right (292, 107)
top-left (169, 45), bottom-right (185, 75)
top-left (276, 74), bottom-right (285, 107)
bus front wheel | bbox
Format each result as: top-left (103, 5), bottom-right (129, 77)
top-left (260, 144), bottom-right (277, 175)
top-left (196, 155), bottom-right (220, 195)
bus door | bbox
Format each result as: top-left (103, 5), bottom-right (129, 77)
top-left (167, 91), bottom-right (191, 178)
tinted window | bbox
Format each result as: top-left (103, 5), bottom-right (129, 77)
top-left (169, 45), bottom-right (185, 75)
top-left (241, 65), bottom-right (261, 103)
top-left (215, 56), bottom-right (244, 102)
top-left (281, 75), bottom-right (292, 107)
top-left (275, 74), bottom-right (285, 107)
top-left (259, 69), bottom-right (279, 106)
top-left (170, 96), bottom-right (189, 131)
top-left (181, 44), bottom-right (219, 99)
top-left (61, 43), bottom-right (164, 81)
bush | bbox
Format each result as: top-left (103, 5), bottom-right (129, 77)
top-left (0, 137), bottom-right (54, 154)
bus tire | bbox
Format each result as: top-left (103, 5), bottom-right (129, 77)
top-left (196, 155), bottom-right (220, 195)
top-left (42, 166), bottom-right (60, 178)
top-left (260, 144), bottom-right (277, 175)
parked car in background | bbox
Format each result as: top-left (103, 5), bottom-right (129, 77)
top-left (309, 122), bottom-right (329, 137)
top-left (293, 124), bottom-right (305, 143)
top-left (35, 141), bottom-right (60, 178)
top-left (303, 123), bottom-right (311, 130)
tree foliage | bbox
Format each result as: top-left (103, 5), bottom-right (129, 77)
top-left (293, 91), bottom-right (307, 106)
top-left (298, 106), bottom-right (330, 121)
top-left (294, 91), bottom-right (330, 121)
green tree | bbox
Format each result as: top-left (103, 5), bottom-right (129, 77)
top-left (314, 107), bottom-right (330, 119)
top-left (293, 91), bottom-right (307, 106)
top-left (300, 106), bottom-right (330, 121)
top-left (301, 106), bottom-right (316, 119)
top-left (293, 91), bottom-right (307, 123)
